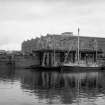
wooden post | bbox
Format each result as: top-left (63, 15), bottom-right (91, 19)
top-left (42, 52), bottom-right (46, 66)
top-left (47, 52), bottom-right (49, 66)
top-left (77, 27), bottom-right (80, 64)
top-left (49, 52), bottom-right (51, 66)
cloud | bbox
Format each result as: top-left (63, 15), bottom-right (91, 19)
top-left (0, 0), bottom-right (105, 50)
top-left (0, 0), bottom-right (105, 21)
top-left (0, 43), bottom-right (21, 51)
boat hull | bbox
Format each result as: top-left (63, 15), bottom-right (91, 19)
top-left (28, 65), bottom-right (61, 71)
top-left (60, 65), bottom-right (103, 72)
top-left (29, 64), bottom-right (104, 72)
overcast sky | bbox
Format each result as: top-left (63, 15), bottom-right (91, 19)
top-left (0, 0), bottom-right (105, 50)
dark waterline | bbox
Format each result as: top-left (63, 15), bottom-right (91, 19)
top-left (0, 65), bottom-right (105, 105)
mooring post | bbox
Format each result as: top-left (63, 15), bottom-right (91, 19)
top-left (46, 52), bottom-right (49, 66)
top-left (51, 53), bottom-right (54, 66)
top-left (42, 52), bottom-right (46, 66)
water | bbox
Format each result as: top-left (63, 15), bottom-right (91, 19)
top-left (0, 66), bottom-right (105, 105)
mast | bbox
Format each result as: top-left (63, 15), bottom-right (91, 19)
top-left (95, 39), bottom-right (97, 62)
top-left (78, 27), bottom-right (80, 64)
top-left (53, 35), bottom-right (55, 66)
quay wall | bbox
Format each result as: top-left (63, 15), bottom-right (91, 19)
top-left (13, 55), bottom-right (40, 68)
top-left (0, 54), bottom-right (40, 68)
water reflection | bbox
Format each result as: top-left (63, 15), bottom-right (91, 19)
top-left (0, 66), bottom-right (105, 104)
top-left (17, 70), bottom-right (105, 104)
top-left (0, 65), bottom-right (15, 81)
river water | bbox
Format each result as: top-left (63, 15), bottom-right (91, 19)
top-left (0, 66), bottom-right (105, 105)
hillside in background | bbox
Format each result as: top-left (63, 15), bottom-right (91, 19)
top-left (21, 33), bottom-right (105, 55)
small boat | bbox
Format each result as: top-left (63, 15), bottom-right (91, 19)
top-left (61, 28), bottom-right (103, 71)
top-left (61, 62), bottom-right (102, 72)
